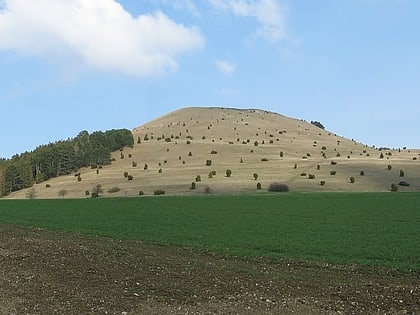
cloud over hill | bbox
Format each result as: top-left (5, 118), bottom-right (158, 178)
top-left (0, 0), bottom-right (204, 76)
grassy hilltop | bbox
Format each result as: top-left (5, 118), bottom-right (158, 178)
top-left (6, 107), bottom-right (420, 198)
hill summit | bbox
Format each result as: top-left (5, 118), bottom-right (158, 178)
top-left (6, 107), bottom-right (420, 198)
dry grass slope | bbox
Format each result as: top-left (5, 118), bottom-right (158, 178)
top-left (7, 107), bottom-right (420, 199)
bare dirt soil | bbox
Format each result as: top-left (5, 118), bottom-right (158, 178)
top-left (1, 223), bottom-right (419, 314)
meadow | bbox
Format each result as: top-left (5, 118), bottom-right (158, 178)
top-left (0, 193), bottom-right (419, 269)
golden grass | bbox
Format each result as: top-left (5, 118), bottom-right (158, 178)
top-left (7, 107), bottom-right (420, 199)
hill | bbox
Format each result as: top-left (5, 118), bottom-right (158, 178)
top-left (5, 107), bottom-right (420, 198)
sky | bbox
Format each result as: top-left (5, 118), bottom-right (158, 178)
top-left (1, 0), bottom-right (419, 158)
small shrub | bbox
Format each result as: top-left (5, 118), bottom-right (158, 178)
top-left (77, 175), bottom-right (82, 182)
top-left (387, 164), bottom-right (392, 170)
top-left (350, 176), bottom-right (355, 183)
top-left (317, 165), bottom-right (320, 170)
top-left (124, 171), bottom-right (129, 178)
top-left (320, 180), bottom-right (326, 186)
top-left (254, 140), bottom-right (259, 146)
top-left (206, 160), bottom-right (212, 166)
top-left (91, 192), bottom-right (99, 198)
top-left (331, 161), bottom-right (337, 165)
top-left (256, 182), bottom-right (262, 190)
top-left (154, 189), bottom-right (166, 195)
top-left (210, 150), bottom-right (218, 154)
top-left (144, 163), bottom-right (148, 170)
top-left (128, 153), bottom-right (132, 158)
top-left (308, 174), bottom-right (316, 179)
top-left (139, 190), bottom-right (144, 196)
top-left (58, 189), bottom-right (68, 198)
top-left (226, 169), bottom-right (232, 177)
top-left (120, 152), bottom-right (124, 159)
top-left (399, 170), bottom-right (405, 177)
top-left (300, 173), bottom-right (307, 177)
top-left (398, 181), bottom-right (410, 187)
top-left (261, 158), bottom-right (268, 162)
top-left (132, 161), bottom-right (137, 167)
top-left (268, 182), bottom-right (289, 193)
top-left (380, 152), bottom-right (384, 159)
top-left (360, 170), bottom-right (365, 176)
top-left (188, 152), bottom-right (192, 157)
top-left (190, 182), bottom-right (196, 190)
top-left (46, 184), bottom-right (51, 188)
top-left (108, 186), bottom-right (121, 193)
top-left (390, 183), bottom-right (398, 192)
top-left (294, 164), bottom-right (297, 169)
top-left (195, 175), bottom-right (201, 182)
top-left (330, 170), bottom-right (337, 175)
top-left (127, 175), bottom-right (134, 180)
top-left (158, 169), bottom-right (162, 174)
top-left (253, 173), bottom-right (258, 180)
top-left (204, 186), bottom-right (211, 194)
top-left (85, 190), bottom-right (90, 196)
top-left (279, 151), bottom-right (284, 158)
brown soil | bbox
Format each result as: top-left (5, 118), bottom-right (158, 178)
top-left (1, 223), bottom-right (419, 314)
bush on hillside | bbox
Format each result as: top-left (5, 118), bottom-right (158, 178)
top-left (154, 189), bottom-right (166, 195)
top-left (390, 183), bottom-right (398, 192)
top-left (268, 182), bottom-right (289, 193)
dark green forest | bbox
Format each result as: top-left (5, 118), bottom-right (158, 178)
top-left (0, 129), bottom-right (134, 196)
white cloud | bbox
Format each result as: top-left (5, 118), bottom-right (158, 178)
top-left (0, 0), bottom-right (204, 76)
top-left (209, 0), bottom-right (287, 42)
top-left (215, 59), bottom-right (235, 75)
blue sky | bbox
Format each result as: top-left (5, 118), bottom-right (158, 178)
top-left (1, 0), bottom-right (419, 158)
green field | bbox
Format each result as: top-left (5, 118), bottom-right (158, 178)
top-left (1, 193), bottom-right (419, 269)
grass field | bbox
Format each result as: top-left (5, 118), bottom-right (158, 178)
top-left (0, 193), bottom-right (419, 269)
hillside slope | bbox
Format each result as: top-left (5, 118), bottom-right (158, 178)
top-left (7, 107), bottom-right (420, 198)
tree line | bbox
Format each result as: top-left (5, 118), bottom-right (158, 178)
top-left (0, 129), bottom-right (134, 196)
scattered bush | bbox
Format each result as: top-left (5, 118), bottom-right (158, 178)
top-left (253, 173), bottom-right (259, 180)
top-left (390, 183), bottom-right (398, 192)
top-left (399, 181), bottom-right (410, 187)
top-left (349, 176), bottom-right (355, 183)
top-left (204, 186), bottom-right (211, 194)
top-left (308, 174), bottom-right (316, 179)
top-left (124, 171), bottom-right (129, 178)
top-left (195, 175), bottom-right (201, 182)
top-left (210, 150), bottom-right (218, 154)
top-left (300, 173), bottom-right (307, 177)
top-left (317, 165), bottom-right (320, 170)
top-left (158, 169), bottom-right (162, 174)
top-left (206, 160), bottom-right (212, 166)
top-left (399, 170), bottom-right (405, 177)
top-left (190, 182), bottom-right (196, 190)
top-left (387, 164), bottom-right (392, 170)
top-left (320, 180), bottom-right (326, 186)
top-left (46, 184), bottom-right (51, 188)
top-left (154, 189), bottom-right (166, 195)
top-left (128, 153), bottom-right (132, 158)
top-left (108, 186), bottom-right (121, 193)
top-left (57, 189), bottom-right (68, 198)
top-left (268, 182), bottom-right (289, 193)
top-left (279, 151), bottom-right (284, 158)
top-left (256, 182), bottom-right (262, 190)
top-left (139, 190), bottom-right (144, 196)
top-left (127, 175), bottom-right (134, 180)
top-left (85, 190), bottom-right (90, 196)
top-left (120, 152), bottom-right (124, 159)
top-left (360, 170), bottom-right (365, 176)
top-left (226, 169), bottom-right (232, 177)
top-left (331, 161), bottom-right (337, 165)
top-left (132, 161), bottom-right (137, 167)
top-left (78, 175), bottom-right (82, 182)
top-left (330, 171), bottom-right (337, 175)
top-left (261, 158), bottom-right (268, 162)
top-left (144, 163), bottom-right (148, 170)
top-left (380, 152), bottom-right (384, 159)
top-left (254, 140), bottom-right (259, 146)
